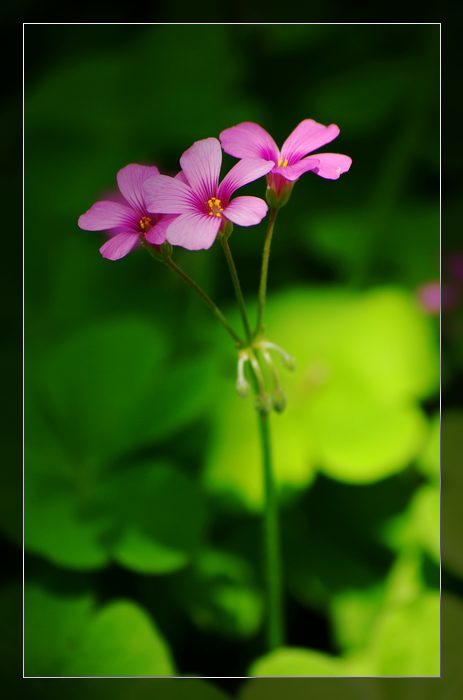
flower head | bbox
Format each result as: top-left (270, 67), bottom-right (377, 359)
top-left (143, 138), bottom-right (274, 251)
top-left (78, 164), bottom-right (172, 260)
top-left (220, 119), bottom-right (352, 206)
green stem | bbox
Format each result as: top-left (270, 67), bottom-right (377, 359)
top-left (220, 236), bottom-right (253, 343)
top-left (258, 408), bottom-right (284, 650)
top-left (143, 243), bottom-right (243, 345)
top-left (255, 208), bottom-right (278, 336)
top-left (164, 257), bottom-right (243, 345)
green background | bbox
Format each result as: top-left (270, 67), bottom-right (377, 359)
top-left (14, 23), bottom-right (452, 693)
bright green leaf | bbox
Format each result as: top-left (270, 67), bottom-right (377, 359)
top-left (248, 647), bottom-right (350, 677)
top-left (65, 600), bottom-right (174, 676)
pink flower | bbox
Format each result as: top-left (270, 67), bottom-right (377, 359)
top-left (143, 138), bottom-right (274, 251)
top-left (220, 119), bottom-right (352, 192)
top-left (78, 164), bottom-right (172, 260)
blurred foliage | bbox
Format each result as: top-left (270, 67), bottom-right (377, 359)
top-left (16, 22), bottom-right (444, 688)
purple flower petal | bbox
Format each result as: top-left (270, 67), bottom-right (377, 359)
top-left (166, 212), bottom-right (221, 250)
top-left (220, 122), bottom-right (279, 162)
top-left (309, 153), bottom-right (352, 180)
top-left (179, 137), bottom-right (222, 202)
top-left (144, 215), bottom-right (178, 245)
top-left (78, 201), bottom-right (138, 231)
top-left (144, 174), bottom-right (198, 215)
top-left (218, 158), bottom-right (274, 201)
top-left (280, 119), bottom-right (340, 164)
top-left (274, 157), bottom-right (320, 182)
top-left (99, 232), bottom-right (139, 260)
top-left (224, 196), bottom-right (268, 226)
top-left (117, 163), bottom-right (160, 214)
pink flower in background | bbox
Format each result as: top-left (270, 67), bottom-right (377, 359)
top-left (78, 164), bottom-right (172, 260)
top-left (220, 119), bottom-right (352, 191)
top-left (143, 138), bottom-right (274, 251)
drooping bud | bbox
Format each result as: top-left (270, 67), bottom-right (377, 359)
top-left (259, 341), bottom-right (296, 371)
top-left (254, 392), bottom-right (273, 416)
top-left (236, 351), bottom-right (251, 398)
top-left (272, 386), bottom-right (287, 413)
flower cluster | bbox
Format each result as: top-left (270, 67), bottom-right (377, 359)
top-left (78, 119), bottom-right (351, 260)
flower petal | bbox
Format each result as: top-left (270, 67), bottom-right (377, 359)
top-left (99, 232), bottom-right (139, 260)
top-left (144, 174), bottom-right (198, 215)
top-left (310, 153), bottom-right (352, 180)
top-left (144, 215), bottom-right (178, 245)
top-left (218, 159), bottom-right (274, 201)
top-left (117, 163), bottom-right (160, 214)
top-left (179, 137), bottom-right (222, 201)
top-left (78, 201), bottom-right (138, 231)
top-left (224, 196), bottom-right (268, 227)
top-left (281, 119), bottom-right (340, 163)
top-left (274, 157), bottom-right (320, 182)
top-left (166, 212), bottom-right (221, 251)
top-left (220, 122), bottom-right (279, 161)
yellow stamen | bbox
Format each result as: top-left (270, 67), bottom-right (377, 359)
top-left (207, 196), bottom-right (224, 218)
top-left (139, 215), bottom-right (152, 232)
top-left (277, 158), bottom-right (288, 168)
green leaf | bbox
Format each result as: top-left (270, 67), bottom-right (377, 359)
top-left (330, 585), bottom-right (386, 653)
top-left (25, 585), bottom-right (174, 677)
top-left (25, 454), bottom-right (206, 573)
top-left (311, 389), bottom-right (427, 484)
top-left (25, 445), bottom-right (111, 569)
top-left (369, 592), bottom-right (440, 676)
top-left (417, 413), bottom-right (440, 481)
top-left (173, 549), bottom-right (263, 638)
top-left (204, 380), bottom-right (317, 511)
top-left (25, 585), bottom-right (95, 676)
top-left (65, 600), bottom-right (174, 676)
top-left (248, 647), bottom-right (351, 677)
top-left (142, 355), bottom-right (218, 444)
top-left (382, 485), bottom-right (440, 564)
top-left (38, 317), bottom-right (168, 462)
top-left (102, 462), bottom-right (207, 574)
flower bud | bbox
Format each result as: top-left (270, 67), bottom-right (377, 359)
top-left (266, 174), bottom-right (294, 209)
top-left (219, 220), bottom-right (234, 240)
top-left (254, 393), bottom-right (273, 416)
top-left (272, 387), bottom-right (287, 413)
top-left (236, 376), bottom-right (250, 398)
top-left (160, 241), bottom-right (173, 260)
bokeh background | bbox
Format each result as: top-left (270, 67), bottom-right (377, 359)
top-left (12, 22), bottom-right (453, 692)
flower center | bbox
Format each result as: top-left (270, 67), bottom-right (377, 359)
top-left (139, 215), bottom-right (152, 233)
top-left (277, 158), bottom-right (289, 168)
top-left (207, 197), bottom-right (224, 218)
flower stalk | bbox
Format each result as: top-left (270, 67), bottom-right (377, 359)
top-left (220, 233), bottom-right (253, 343)
top-left (255, 208), bottom-right (278, 337)
top-left (257, 404), bottom-right (284, 650)
top-left (142, 241), bottom-right (243, 346)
